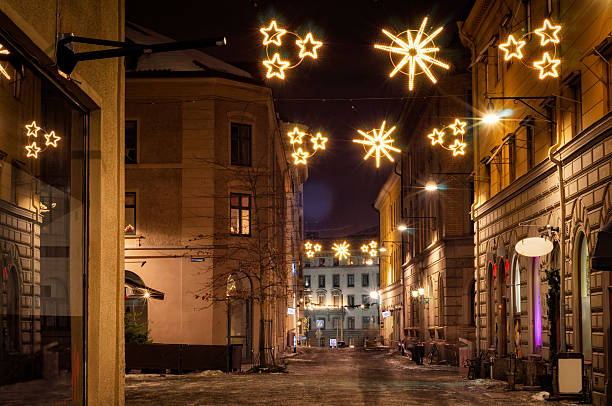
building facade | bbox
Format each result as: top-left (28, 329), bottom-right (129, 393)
top-left (460, 0), bottom-right (612, 402)
top-left (375, 173), bottom-right (403, 346)
top-left (124, 25), bottom-right (305, 364)
top-left (303, 233), bottom-right (380, 347)
top-left (398, 72), bottom-right (476, 346)
top-left (0, 1), bottom-right (124, 405)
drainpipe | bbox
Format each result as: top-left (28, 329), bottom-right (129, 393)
top-left (394, 160), bottom-right (405, 341)
top-left (548, 108), bottom-right (566, 352)
top-left (459, 21), bottom-right (481, 356)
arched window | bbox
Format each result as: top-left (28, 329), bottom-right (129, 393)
top-left (227, 272), bottom-right (253, 362)
top-left (512, 255), bottom-right (521, 314)
top-left (575, 232), bottom-right (592, 358)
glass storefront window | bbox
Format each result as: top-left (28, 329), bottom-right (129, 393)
top-left (0, 38), bottom-right (86, 405)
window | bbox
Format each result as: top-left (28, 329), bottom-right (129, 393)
top-left (333, 294), bottom-right (340, 307)
top-left (362, 273), bottom-right (369, 287)
top-left (125, 192), bottom-right (136, 235)
top-left (333, 257), bottom-right (339, 266)
top-left (304, 275), bottom-right (311, 288)
top-left (376, 273), bottom-right (380, 287)
top-left (362, 295), bottom-right (370, 305)
top-left (317, 293), bottom-right (326, 305)
top-left (347, 295), bottom-right (355, 306)
top-left (347, 317), bottom-right (355, 329)
top-left (319, 258), bottom-right (326, 267)
top-left (230, 122), bottom-right (251, 166)
top-left (347, 274), bottom-right (355, 287)
top-left (318, 275), bottom-right (326, 288)
top-left (304, 260), bottom-right (310, 268)
top-left (125, 120), bottom-right (138, 164)
top-left (230, 193), bottom-right (250, 235)
top-left (508, 133), bottom-right (516, 183)
top-left (332, 274), bottom-right (340, 288)
top-left (363, 316), bottom-right (371, 329)
top-left (575, 232), bottom-right (592, 358)
top-left (332, 317), bottom-right (339, 329)
top-left (565, 72), bottom-right (582, 138)
top-left (526, 123), bottom-right (535, 170)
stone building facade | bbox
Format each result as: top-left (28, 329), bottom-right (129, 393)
top-left (303, 233), bottom-right (380, 347)
top-left (124, 25), bottom-right (304, 364)
top-left (460, 0), bottom-right (612, 402)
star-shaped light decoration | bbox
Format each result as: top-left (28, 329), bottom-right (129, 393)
top-left (260, 20), bottom-right (287, 46)
top-left (44, 131), bottom-right (61, 147)
top-left (304, 241), bottom-right (313, 250)
top-left (332, 241), bottom-right (350, 260)
top-left (0, 44), bottom-right (10, 80)
top-left (449, 139), bottom-right (467, 156)
top-left (288, 127), bottom-right (306, 145)
top-left (427, 128), bottom-right (445, 146)
top-left (361, 244), bottom-right (369, 253)
top-left (296, 32), bottom-right (323, 59)
top-left (306, 250), bottom-right (314, 258)
top-left (374, 17), bottom-right (450, 91)
top-left (310, 133), bottom-right (328, 150)
top-left (292, 147), bottom-right (309, 165)
top-left (313, 243), bottom-right (322, 252)
top-left (369, 241), bottom-right (377, 249)
top-left (534, 19), bottom-right (561, 46)
top-left (263, 53), bottom-right (291, 79)
top-left (448, 119), bottom-right (467, 136)
top-left (369, 250), bottom-right (378, 257)
top-left (533, 52), bottom-right (560, 79)
top-left (498, 35), bottom-right (526, 61)
top-left (25, 121), bottom-right (41, 137)
top-left (25, 141), bottom-right (41, 158)
top-left (353, 121), bottom-right (401, 168)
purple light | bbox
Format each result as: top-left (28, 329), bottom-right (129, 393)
top-left (533, 257), bottom-right (542, 350)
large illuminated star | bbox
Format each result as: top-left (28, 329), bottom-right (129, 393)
top-left (427, 128), bottom-right (445, 146)
top-left (374, 17), bottom-right (450, 91)
top-left (534, 19), bottom-right (561, 46)
top-left (292, 147), bottom-right (309, 165)
top-left (288, 127), bottom-right (306, 145)
top-left (310, 132), bottom-right (328, 150)
top-left (263, 53), bottom-right (291, 79)
top-left (533, 52), bottom-right (560, 79)
top-left (44, 131), bottom-right (61, 147)
top-left (260, 20), bottom-right (287, 46)
top-left (353, 121), bottom-right (401, 168)
top-left (498, 35), bottom-right (526, 61)
top-left (25, 121), bottom-right (41, 137)
top-left (25, 141), bottom-right (41, 158)
top-left (332, 241), bottom-right (350, 260)
top-left (449, 139), bottom-right (467, 156)
top-left (448, 119), bottom-right (467, 135)
top-left (296, 32), bottom-right (323, 59)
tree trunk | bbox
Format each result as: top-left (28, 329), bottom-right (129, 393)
top-left (258, 301), bottom-right (266, 367)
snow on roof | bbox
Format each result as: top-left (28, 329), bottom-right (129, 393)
top-left (125, 22), bottom-right (251, 78)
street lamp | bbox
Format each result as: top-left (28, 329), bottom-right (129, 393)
top-left (397, 225), bottom-right (408, 231)
top-left (370, 291), bottom-right (379, 300)
top-left (425, 181), bottom-right (438, 192)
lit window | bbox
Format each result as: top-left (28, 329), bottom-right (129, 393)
top-left (230, 193), bottom-right (250, 236)
top-left (125, 192), bottom-right (136, 235)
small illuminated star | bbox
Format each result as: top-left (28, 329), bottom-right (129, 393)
top-left (25, 121), bottom-right (41, 137)
top-left (498, 35), bottom-right (526, 61)
top-left (304, 241), bottom-right (313, 250)
top-left (374, 17), bottom-right (450, 91)
top-left (25, 141), bottom-right (41, 158)
top-left (260, 20), bottom-right (287, 46)
top-left (310, 133), bottom-right (328, 150)
top-left (296, 32), bottom-right (323, 59)
top-left (369, 250), bottom-right (378, 257)
top-left (292, 147), bottom-right (309, 165)
top-left (449, 139), bottom-right (467, 156)
top-left (332, 241), bottom-right (350, 260)
top-left (534, 19), bottom-right (561, 46)
top-left (448, 119), bottom-right (467, 136)
top-left (427, 128), bottom-right (445, 146)
top-left (306, 250), bottom-right (314, 258)
top-left (288, 127), bottom-right (306, 145)
top-left (313, 243), bottom-right (322, 252)
top-left (44, 131), bottom-right (61, 147)
top-left (369, 240), bottom-right (377, 249)
top-left (533, 52), bottom-right (560, 79)
top-left (361, 244), bottom-right (369, 253)
top-left (263, 53), bottom-right (290, 79)
top-left (353, 121), bottom-right (401, 168)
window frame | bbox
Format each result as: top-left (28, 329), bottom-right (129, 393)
top-left (304, 275), bottom-right (311, 288)
top-left (125, 119), bottom-right (139, 164)
top-left (362, 273), bottom-right (369, 287)
top-left (318, 275), bottom-right (326, 288)
top-left (347, 274), bottom-right (355, 287)
top-left (332, 274), bottom-right (340, 288)
top-left (229, 193), bottom-right (251, 236)
top-left (230, 121), bottom-right (252, 167)
top-left (125, 192), bottom-right (137, 235)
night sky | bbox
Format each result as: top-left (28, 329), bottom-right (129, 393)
top-left (126, 0), bottom-right (474, 237)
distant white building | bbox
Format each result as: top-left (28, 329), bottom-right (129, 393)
top-left (302, 232), bottom-right (380, 347)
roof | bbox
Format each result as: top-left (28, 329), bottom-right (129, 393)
top-left (125, 22), bottom-right (251, 79)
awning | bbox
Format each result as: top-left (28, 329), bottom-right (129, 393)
top-left (125, 270), bottom-right (165, 300)
top-left (592, 222), bottom-right (612, 270)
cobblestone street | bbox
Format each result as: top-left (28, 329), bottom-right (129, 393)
top-left (125, 348), bottom-right (559, 405)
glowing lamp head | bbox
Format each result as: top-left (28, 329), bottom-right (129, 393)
top-left (365, 259), bottom-right (373, 265)
top-left (370, 291), bottom-right (379, 299)
top-left (417, 287), bottom-right (425, 296)
top-left (143, 291), bottom-right (151, 299)
top-left (411, 290), bottom-right (419, 298)
top-left (397, 225), bottom-right (408, 231)
top-left (379, 247), bottom-right (387, 252)
top-left (482, 112), bottom-right (500, 125)
top-left (425, 182), bottom-right (438, 192)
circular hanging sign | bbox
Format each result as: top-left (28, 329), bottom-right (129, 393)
top-left (515, 237), bottom-right (554, 257)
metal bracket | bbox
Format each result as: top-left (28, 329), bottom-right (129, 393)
top-left (56, 33), bottom-right (227, 76)
top-left (486, 96), bottom-right (555, 122)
